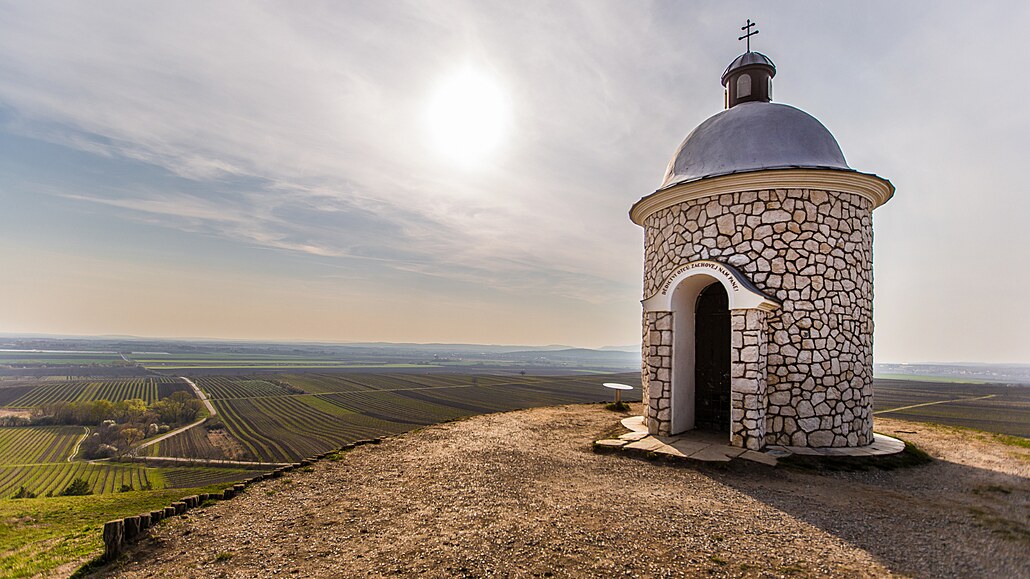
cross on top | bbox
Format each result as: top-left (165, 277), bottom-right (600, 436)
top-left (738, 18), bottom-right (759, 52)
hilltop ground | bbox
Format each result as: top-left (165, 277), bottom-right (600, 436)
top-left (96, 403), bottom-right (1028, 577)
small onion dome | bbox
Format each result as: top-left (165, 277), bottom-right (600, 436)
top-left (661, 101), bottom-right (850, 188)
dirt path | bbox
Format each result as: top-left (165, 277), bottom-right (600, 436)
top-left (874, 393), bottom-right (997, 415)
top-left (101, 404), bottom-right (1029, 578)
top-left (67, 425), bottom-right (89, 462)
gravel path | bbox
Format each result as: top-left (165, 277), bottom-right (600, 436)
top-left (101, 404), bottom-right (1029, 577)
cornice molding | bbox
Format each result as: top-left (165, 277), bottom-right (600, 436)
top-left (630, 168), bottom-right (894, 226)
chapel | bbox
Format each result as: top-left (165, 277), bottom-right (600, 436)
top-left (630, 34), bottom-right (894, 449)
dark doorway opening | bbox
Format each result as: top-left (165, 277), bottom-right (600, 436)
top-left (694, 282), bottom-right (730, 433)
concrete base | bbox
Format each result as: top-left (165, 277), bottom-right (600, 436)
top-left (595, 416), bottom-right (906, 466)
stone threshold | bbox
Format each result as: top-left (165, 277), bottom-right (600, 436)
top-left (594, 416), bottom-right (905, 466)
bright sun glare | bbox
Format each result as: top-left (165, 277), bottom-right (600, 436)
top-left (425, 67), bottom-right (510, 167)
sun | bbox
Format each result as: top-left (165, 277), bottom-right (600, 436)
top-left (425, 66), bottom-right (510, 167)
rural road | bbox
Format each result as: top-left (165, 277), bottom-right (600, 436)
top-left (180, 376), bottom-right (216, 417)
top-left (129, 377), bottom-right (215, 456)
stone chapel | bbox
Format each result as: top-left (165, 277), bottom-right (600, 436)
top-left (631, 46), bottom-right (894, 449)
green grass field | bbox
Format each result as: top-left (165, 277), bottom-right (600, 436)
top-left (0, 486), bottom-right (229, 577)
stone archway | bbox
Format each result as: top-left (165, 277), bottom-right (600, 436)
top-left (642, 260), bottom-right (779, 449)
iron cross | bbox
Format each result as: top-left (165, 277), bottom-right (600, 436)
top-left (739, 19), bottom-right (759, 51)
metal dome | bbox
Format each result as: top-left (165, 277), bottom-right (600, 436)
top-left (721, 51), bottom-right (776, 86)
top-left (660, 101), bottom-right (851, 189)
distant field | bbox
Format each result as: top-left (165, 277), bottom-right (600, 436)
top-left (131, 351), bottom-right (435, 370)
top-left (146, 372), bottom-right (642, 463)
top-left (0, 350), bottom-right (126, 366)
top-left (874, 378), bottom-right (1030, 438)
top-left (874, 373), bottom-right (992, 384)
top-left (0, 426), bottom-right (82, 464)
top-left (0, 377), bottom-right (259, 499)
top-left (1, 377), bottom-right (186, 407)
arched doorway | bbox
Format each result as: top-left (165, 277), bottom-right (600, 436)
top-left (645, 260), bottom-right (779, 439)
top-left (693, 282), bottom-right (730, 433)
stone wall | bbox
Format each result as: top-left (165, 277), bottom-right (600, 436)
top-left (642, 311), bottom-right (672, 434)
top-left (730, 309), bottom-right (768, 449)
top-left (640, 187), bottom-right (874, 447)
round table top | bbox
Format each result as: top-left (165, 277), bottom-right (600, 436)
top-left (602, 382), bottom-right (633, 391)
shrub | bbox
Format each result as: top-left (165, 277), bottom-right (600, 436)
top-left (12, 486), bottom-right (36, 499)
top-left (60, 478), bottom-right (92, 496)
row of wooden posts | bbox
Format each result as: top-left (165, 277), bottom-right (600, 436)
top-left (102, 437), bottom-right (384, 561)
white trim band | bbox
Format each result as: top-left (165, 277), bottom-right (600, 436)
top-left (630, 168), bottom-right (894, 225)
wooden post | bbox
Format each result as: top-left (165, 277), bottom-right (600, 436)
top-left (103, 519), bottom-right (124, 560)
top-left (138, 513), bottom-right (151, 531)
top-left (151, 509), bottom-right (164, 523)
top-left (163, 506), bottom-right (176, 518)
top-left (123, 516), bottom-right (141, 541)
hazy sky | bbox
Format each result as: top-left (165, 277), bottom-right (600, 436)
top-left (1, 1), bottom-right (1027, 363)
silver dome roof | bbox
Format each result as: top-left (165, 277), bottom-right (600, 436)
top-left (661, 101), bottom-right (850, 189)
top-left (721, 51), bottom-right (776, 85)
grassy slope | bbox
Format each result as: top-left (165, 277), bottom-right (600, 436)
top-left (0, 486), bottom-right (224, 578)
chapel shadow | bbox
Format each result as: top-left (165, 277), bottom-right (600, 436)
top-left (688, 449), bottom-right (1030, 577)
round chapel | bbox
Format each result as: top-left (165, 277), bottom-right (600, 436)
top-left (631, 48), bottom-right (894, 449)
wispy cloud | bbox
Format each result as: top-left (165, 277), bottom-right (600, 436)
top-left (0, 1), bottom-right (665, 303)
top-left (1, 1), bottom-right (1028, 357)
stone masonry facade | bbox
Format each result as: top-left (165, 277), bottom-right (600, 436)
top-left (641, 311), bottom-right (671, 434)
top-left (730, 309), bottom-right (768, 449)
top-left (641, 187), bottom-right (874, 448)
